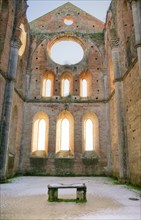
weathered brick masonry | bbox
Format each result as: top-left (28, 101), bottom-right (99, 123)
top-left (0, 0), bottom-right (140, 185)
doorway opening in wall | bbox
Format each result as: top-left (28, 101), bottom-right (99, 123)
top-left (50, 40), bottom-right (84, 65)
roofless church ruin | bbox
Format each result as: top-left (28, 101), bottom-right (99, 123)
top-left (0, 0), bottom-right (141, 186)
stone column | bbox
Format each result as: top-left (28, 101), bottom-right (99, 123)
top-left (111, 38), bottom-right (128, 182)
top-left (130, 0), bottom-right (141, 77)
top-left (0, 36), bottom-right (21, 181)
top-left (103, 71), bottom-right (112, 175)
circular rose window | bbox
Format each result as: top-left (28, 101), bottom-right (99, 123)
top-left (50, 40), bottom-right (84, 65)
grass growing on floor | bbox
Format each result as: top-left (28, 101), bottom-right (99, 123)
top-left (48, 198), bottom-right (87, 203)
top-left (126, 184), bottom-right (141, 193)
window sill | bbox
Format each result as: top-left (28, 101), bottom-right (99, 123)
top-left (31, 150), bottom-right (47, 157)
top-left (55, 150), bottom-right (74, 158)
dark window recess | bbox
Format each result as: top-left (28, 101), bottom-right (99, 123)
top-left (36, 67), bottom-right (38, 70)
top-left (75, 89), bottom-right (77, 92)
top-left (56, 97), bottom-right (58, 100)
top-left (34, 97), bottom-right (37, 99)
top-left (91, 46), bottom-right (93, 48)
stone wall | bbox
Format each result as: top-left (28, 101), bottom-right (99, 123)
top-left (105, 0), bottom-right (141, 185)
top-left (0, 0), bottom-right (140, 185)
top-left (123, 62), bottom-right (141, 185)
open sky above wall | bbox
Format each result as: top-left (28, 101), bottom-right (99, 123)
top-left (27, 0), bottom-right (112, 23)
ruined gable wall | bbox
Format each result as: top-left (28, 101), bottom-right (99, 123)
top-left (20, 4), bottom-right (109, 176)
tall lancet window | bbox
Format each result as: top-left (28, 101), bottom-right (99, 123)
top-left (82, 113), bottom-right (99, 154)
top-left (37, 119), bottom-right (46, 150)
top-left (85, 119), bottom-right (93, 151)
top-left (31, 112), bottom-right (49, 156)
top-left (56, 110), bottom-right (74, 156)
top-left (82, 79), bottom-right (87, 97)
top-left (42, 72), bottom-right (54, 97)
top-left (45, 79), bottom-right (51, 97)
top-left (61, 118), bottom-right (70, 150)
top-left (63, 79), bottom-right (70, 97)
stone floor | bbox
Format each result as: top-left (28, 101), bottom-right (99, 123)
top-left (0, 176), bottom-right (141, 220)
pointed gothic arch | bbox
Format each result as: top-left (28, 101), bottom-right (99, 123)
top-left (61, 72), bottom-right (73, 97)
top-left (79, 71), bottom-right (92, 97)
top-left (56, 110), bottom-right (74, 156)
top-left (42, 71), bottom-right (55, 97)
top-left (82, 112), bottom-right (99, 153)
top-left (31, 112), bottom-right (49, 156)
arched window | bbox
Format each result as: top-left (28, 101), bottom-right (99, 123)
top-left (80, 71), bottom-right (92, 97)
top-left (85, 119), bottom-right (93, 151)
top-left (61, 72), bottom-right (72, 97)
top-left (63, 79), bottom-right (70, 97)
top-left (82, 113), bottom-right (99, 153)
top-left (56, 111), bottom-right (74, 156)
top-left (18, 24), bottom-right (27, 57)
top-left (42, 72), bottom-right (54, 97)
top-left (45, 79), bottom-right (51, 97)
top-left (61, 118), bottom-right (70, 150)
top-left (82, 79), bottom-right (87, 97)
top-left (31, 112), bottom-right (49, 156)
top-left (37, 119), bottom-right (46, 150)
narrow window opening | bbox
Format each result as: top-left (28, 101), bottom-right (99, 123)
top-left (82, 79), bottom-right (87, 97)
top-left (63, 79), bottom-right (70, 96)
top-left (37, 119), bottom-right (46, 150)
top-left (45, 79), bottom-right (51, 97)
top-left (85, 119), bottom-right (93, 151)
top-left (61, 118), bottom-right (70, 150)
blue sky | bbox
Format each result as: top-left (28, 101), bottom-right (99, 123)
top-left (27, 0), bottom-right (111, 22)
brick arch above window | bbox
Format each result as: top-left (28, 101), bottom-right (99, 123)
top-left (61, 72), bottom-right (73, 97)
top-left (31, 111), bottom-right (49, 157)
top-left (82, 112), bottom-right (99, 154)
top-left (79, 71), bottom-right (92, 97)
top-left (42, 71), bottom-right (55, 97)
top-left (56, 110), bottom-right (74, 157)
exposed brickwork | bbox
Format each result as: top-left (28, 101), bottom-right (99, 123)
top-left (0, 0), bottom-right (140, 185)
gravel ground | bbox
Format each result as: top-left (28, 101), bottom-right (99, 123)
top-left (0, 176), bottom-right (140, 220)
